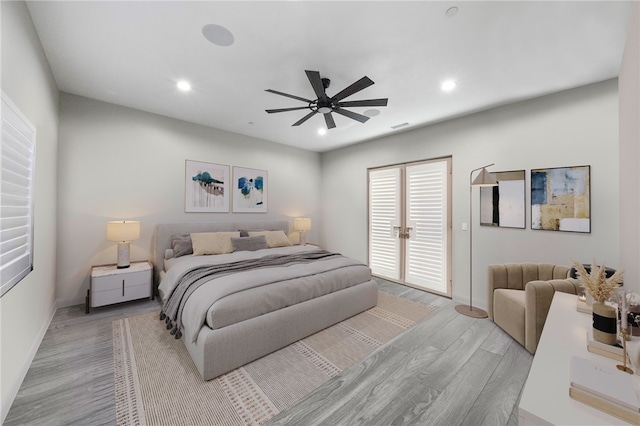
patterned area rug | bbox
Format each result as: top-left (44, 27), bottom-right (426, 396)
top-left (113, 291), bottom-right (436, 426)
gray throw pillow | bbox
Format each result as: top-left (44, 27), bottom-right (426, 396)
top-left (171, 234), bottom-right (193, 257)
top-left (231, 235), bottom-right (268, 252)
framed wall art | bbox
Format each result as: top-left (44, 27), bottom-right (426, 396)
top-left (531, 165), bottom-right (590, 233)
top-left (480, 170), bottom-right (526, 229)
top-left (185, 160), bottom-right (229, 213)
top-left (232, 166), bottom-right (268, 213)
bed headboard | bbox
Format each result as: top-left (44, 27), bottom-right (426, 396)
top-left (151, 220), bottom-right (290, 291)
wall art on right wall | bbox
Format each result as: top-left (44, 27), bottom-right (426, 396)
top-left (480, 170), bottom-right (526, 229)
top-left (531, 165), bottom-right (590, 233)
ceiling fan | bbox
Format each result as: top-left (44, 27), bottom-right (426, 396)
top-left (265, 70), bottom-right (388, 129)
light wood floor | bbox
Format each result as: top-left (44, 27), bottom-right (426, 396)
top-left (5, 279), bottom-right (532, 425)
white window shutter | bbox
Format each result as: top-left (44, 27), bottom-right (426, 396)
top-left (1, 93), bottom-right (36, 296)
top-left (368, 167), bottom-right (401, 280)
top-left (405, 161), bottom-right (447, 293)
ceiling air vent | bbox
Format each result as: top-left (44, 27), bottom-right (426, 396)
top-left (391, 122), bottom-right (409, 130)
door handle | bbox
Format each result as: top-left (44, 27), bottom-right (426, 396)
top-left (395, 227), bottom-right (412, 239)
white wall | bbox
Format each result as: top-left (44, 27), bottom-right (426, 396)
top-left (619, 2), bottom-right (640, 295)
top-left (57, 94), bottom-right (321, 306)
top-left (0, 1), bottom-right (59, 420)
top-left (321, 80), bottom-right (620, 308)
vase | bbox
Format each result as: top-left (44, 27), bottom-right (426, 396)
top-left (592, 302), bottom-right (617, 345)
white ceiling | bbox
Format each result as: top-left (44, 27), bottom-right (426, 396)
top-left (26, 1), bottom-right (632, 152)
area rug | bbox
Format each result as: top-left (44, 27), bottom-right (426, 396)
top-left (113, 290), bottom-right (436, 426)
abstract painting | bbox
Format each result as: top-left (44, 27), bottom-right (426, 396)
top-left (480, 170), bottom-right (525, 229)
top-left (233, 167), bottom-right (267, 213)
top-left (185, 160), bottom-right (229, 213)
top-left (531, 165), bottom-right (590, 233)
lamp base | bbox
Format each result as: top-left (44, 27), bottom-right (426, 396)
top-left (299, 230), bottom-right (307, 246)
top-left (116, 242), bottom-right (131, 269)
top-left (455, 304), bottom-right (488, 318)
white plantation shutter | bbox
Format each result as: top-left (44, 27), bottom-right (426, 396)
top-left (369, 158), bottom-right (450, 297)
top-left (1, 93), bottom-right (36, 296)
top-left (405, 161), bottom-right (448, 293)
top-left (368, 167), bottom-right (401, 280)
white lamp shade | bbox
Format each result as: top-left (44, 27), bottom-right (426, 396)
top-left (294, 218), bottom-right (312, 232)
top-left (107, 221), bottom-right (140, 242)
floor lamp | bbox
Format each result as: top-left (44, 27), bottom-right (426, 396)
top-left (455, 163), bottom-right (498, 318)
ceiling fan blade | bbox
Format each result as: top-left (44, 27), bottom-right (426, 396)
top-left (324, 113), bottom-right (336, 129)
top-left (266, 106), bottom-right (311, 114)
top-left (305, 70), bottom-right (326, 100)
top-left (338, 98), bottom-right (388, 108)
top-left (292, 111), bottom-right (317, 126)
top-left (333, 108), bottom-right (370, 124)
top-left (265, 89), bottom-right (313, 103)
top-left (331, 76), bottom-right (374, 102)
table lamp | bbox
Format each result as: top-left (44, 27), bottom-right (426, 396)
top-left (294, 217), bottom-right (312, 245)
top-left (107, 220), bottom-right (140, 268)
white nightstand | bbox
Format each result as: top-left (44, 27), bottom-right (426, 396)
top-left (86, 261), bottom-right (152, 313)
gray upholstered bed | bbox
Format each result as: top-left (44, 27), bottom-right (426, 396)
top-left (152, 221), bottom-right (378, 380)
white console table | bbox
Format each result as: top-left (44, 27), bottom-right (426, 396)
top-left (518, 291), bottom-right (629, 425)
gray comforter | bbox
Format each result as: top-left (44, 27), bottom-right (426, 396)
top-left (159, 245), bottom-right (372, 342)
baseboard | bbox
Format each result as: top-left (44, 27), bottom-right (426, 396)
top-left (1, 302), bottom-right (57, 424)
top-left (56, 296), bottom-right (83, 309)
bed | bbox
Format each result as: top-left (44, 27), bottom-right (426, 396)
top-left (152, 221), bottom-right (378, 380)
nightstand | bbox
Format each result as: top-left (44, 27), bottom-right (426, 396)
top-left (86, 261), bottom-right (152, 313)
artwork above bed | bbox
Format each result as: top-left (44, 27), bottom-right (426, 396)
top-left (232, 166), bottom-right (268, 213)
top-left (184, 160), bottom-right (229, 213)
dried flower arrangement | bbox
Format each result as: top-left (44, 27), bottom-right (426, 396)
top-left (571, 260), bottom-right (624, 303)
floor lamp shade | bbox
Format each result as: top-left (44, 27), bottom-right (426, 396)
top-left (472, 167), bottom-right (498, 187)
top-left (107, 221), bottom-right (140, 268)
top-left (455, 164), bottom-right (497, 318)
top-left (294, 217), bottom-right (312, 245)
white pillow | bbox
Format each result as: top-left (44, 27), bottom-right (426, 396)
top-left (248, 230), bottom-right (292, 248)
top-left (190, 232), bottom-right (240, 255)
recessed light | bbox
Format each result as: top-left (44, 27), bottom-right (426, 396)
top-left (317, 128), bottom-right (327, 135)
top-left (441, 79), bottom-right (456, 92)
top-left (202, 24), bottom-right (235, 47)
top-left (364, 109), bottom-right (380, 117)
top-left (177, 81), bottom-right (191, 91)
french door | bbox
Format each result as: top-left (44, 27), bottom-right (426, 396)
top-left (368, 158), bottom-right (451, 297)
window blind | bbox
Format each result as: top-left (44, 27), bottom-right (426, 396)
top-left (1, 93), bottom-right (36, 296)
top-left (368, 167), bottom-right (401, 280)
top-left (405, 161), bottom-right (448, 293)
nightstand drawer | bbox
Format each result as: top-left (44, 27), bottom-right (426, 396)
top-left (92, 270), bottom-right (150, 292)
top-left (91, 283), bottom-right (151, 307)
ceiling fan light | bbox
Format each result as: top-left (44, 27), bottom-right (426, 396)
top-left (318, 106), bottom-right (332, 114)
